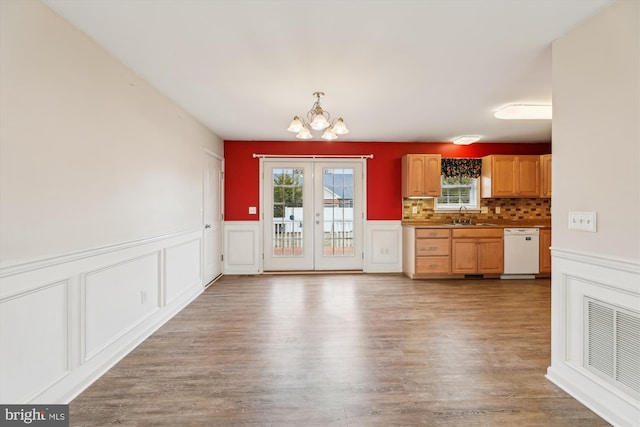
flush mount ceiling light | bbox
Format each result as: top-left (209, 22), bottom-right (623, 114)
top-left (287, 91), bottom-right (349, 140)
top-left (494, 104), bottom-right (552, 120)
top-left (452, 135), bottom-right (481, 145)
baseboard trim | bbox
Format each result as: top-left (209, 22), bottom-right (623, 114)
top-left (43, 284), bottom-right (203, 404)
top-left (546, 366), bottom-right (637, 427)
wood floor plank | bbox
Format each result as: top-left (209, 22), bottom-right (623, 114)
top-left (70, 274), bottom-right (609, 426)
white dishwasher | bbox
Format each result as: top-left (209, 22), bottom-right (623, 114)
top-left (502, 228), bottom-right (539, 279)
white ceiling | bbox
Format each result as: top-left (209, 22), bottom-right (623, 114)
top-left (43, 0), bottom-right (612, 143)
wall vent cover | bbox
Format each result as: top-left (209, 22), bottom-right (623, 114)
top-left (585, 297), bottom-right (640, 399)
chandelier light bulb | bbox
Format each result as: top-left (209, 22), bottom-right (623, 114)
top-left (287, 116), bottom-right (304, 133)
top-left (310, 113), bottom-right (330, 130)
top-left (332, 118), bottom-right (349, 135)
top-left (296, 125), bottom-right (313, 140)
top-left (321, 128), bottom-right (338, 140)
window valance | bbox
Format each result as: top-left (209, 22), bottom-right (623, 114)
top-left (441, 158), bottom-right (482, 179)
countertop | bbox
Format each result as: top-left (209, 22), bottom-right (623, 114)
top-left (402, 220), bottom-right (551, 229)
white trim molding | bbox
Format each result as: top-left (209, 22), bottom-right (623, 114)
top-left (364, 220), bottom-right (403, 273)
top-left (546, 246), bottom-right (640, 427)
top-left (0, 229), bottom-right (204, 404)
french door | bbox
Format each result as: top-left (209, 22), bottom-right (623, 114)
top-left (263, 159), bottom-right (364, 271)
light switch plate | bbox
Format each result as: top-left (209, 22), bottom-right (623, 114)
top-left (568, 211), bottom-right (597, 232)
top-left (481, 206), bottom-right (488, 214)
top-left (412, 206), bottom-right (418, 214)
top-left (248, 206), bottom-right (256, 214)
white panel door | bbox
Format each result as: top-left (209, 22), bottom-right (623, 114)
top-left (203, 152), bottom-right (223, 284)
top-left (263, 159), bottom-right (364, 271)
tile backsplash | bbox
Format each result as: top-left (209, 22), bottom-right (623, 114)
top-left (402, 198), bottom-right (551, 223)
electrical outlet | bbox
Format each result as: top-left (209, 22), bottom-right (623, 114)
top-left (569, 211), bottom-right (597, 232)
top-left (248, 206), bottom-right (256, 214)
top-left (495, 207), bottom-right (501, 214)
top-left (412, 206), bottom-right (418, 214)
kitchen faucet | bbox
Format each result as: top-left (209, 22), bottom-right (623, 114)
top-left (457, 206), bottom-right (470, 224)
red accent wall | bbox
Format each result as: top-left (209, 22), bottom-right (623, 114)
top-left (224, 140), bottom-right (551, 221)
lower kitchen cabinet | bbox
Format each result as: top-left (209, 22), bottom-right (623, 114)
top-left (539, 228), bottom-right (552, 274)
top-left (402, 227), bottom-right (451, 278)
top-left (415, 228), bottom-right (450, 274)
top-left (451, 228), bottom-right (504, 274)
top-left (450, 239), bottom-right (477, 273)
top-left (477, 239), bottom-right (504, 273)
top-left (403, 226), bottom-right (505, 278)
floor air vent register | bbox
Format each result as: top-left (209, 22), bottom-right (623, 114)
top-left (585, 297), bottom-right (640, 399)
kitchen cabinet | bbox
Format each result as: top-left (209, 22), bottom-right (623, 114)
top-left (539, 228), bottom-right (552, 274)
top-left (415, 228), bottom-right (450, 274)
top-left (540, 154), bottom-right (552, 198)
top-left (402, 227), bottom-right (450, 278)
top-left (481, 155), bottom-right (540, 198)
top-left (402, 154), bottom-right (442, 197)
top-left (451, 228), bottom-right (503, 274)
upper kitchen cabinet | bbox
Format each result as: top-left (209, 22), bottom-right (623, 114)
top-left (540, 154), bottom-right (552, 198)
top-left (481, 155), bottom-right (540, 198)
top-left (402, 154), bottom-right (442, 198)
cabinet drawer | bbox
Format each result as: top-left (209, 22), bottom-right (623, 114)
top-left (416, 238), bottom-right (449, 256)
top-left (416, 228), bottom-right (450, 239)
top-left (416, 257), bottom-right (450, 273)
top-left (451, 228), bottom-right (503, 239)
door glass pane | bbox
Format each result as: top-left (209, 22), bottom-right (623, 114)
top-left (322, 168), bottom-right (354, 257)
top-left (272, 168), bottom-right (304, 257)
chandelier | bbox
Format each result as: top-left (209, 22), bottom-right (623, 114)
top-left (287, 91), bottom-right (349, 140)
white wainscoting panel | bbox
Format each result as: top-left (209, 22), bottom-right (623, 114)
top-left (0, 229), bottom-right (204, 404)
top-left (0, 280), bottom-right (70, 403)
top-left (83, 253), bottom-right (161, 361)
top-left (547, 247), bottom-right (640, 427)
top-left (165, 239), bottom-right (202, 304)
top-left (364, 221), bottom-right (402, 273)
top-left (224, 221), bottom-right (261, 274)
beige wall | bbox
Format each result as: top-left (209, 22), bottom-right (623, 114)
top-left (552, 0), bottom-right (639, 262)
top-left (0, 1), bottom-right (223, 263)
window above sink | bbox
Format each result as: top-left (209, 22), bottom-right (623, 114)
top-left (434, 176), bottom-right (480, 212)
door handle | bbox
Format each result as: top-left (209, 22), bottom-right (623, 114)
top-left (205, 224), bottom-right (211, 229)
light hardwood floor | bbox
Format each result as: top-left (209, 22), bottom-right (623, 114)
top-left (70, 274), bottom-right (609, 426)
